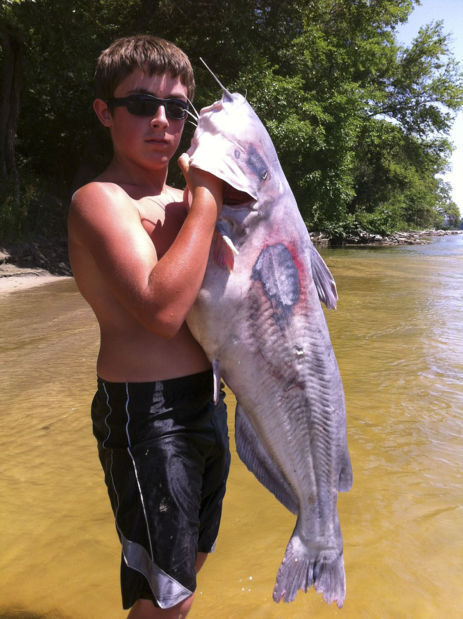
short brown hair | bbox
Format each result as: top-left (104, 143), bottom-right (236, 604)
top-left (94, 34), bottom-right (195, 101)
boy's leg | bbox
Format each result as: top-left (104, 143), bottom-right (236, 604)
top-left (92, 375), bottom-right (229, 612)
top-left (127, 553), bottom-right (208, 618)
top-left (195, 551), bottom-right (208, 573)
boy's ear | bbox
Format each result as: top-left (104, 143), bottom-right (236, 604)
top-left (93, 99), bottom-right (113, 127)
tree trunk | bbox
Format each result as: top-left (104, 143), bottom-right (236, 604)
top-left (0, 22), bottom-right (22, 203)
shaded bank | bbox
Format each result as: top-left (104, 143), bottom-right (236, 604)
top-left (1, 230), bottom-right (462, 284)
top-left (0, 237), bottom-right (71, 294)
top-left (0, 237), bottom-right (71, 279)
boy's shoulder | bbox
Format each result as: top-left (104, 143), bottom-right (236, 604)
top-left (69, 181), bottom-right (142, 246)
top-left (70, 180), bottom-right (140, 221)
top-left (71, 180), bottom-right (129, 206)
top-left (69, 181), bottom-right (186, 243)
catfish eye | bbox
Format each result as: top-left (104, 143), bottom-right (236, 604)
top-left (247, 145), bottom-right (268, 183)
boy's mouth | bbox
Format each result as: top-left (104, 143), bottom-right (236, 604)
top-left (145, 138), bottom-right (170, 148)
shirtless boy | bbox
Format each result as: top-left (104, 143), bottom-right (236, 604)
top-left (68, 35), bottom-right (230, 618)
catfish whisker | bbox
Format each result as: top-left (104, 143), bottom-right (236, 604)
top-left (186, 108), bottom-right (199, 123)
top-left (187, 98), bottom-right (199, 119)
top-left (187, 119), bottom-right (198, 128)
top-left (199, 58), bottom-right (232, 99)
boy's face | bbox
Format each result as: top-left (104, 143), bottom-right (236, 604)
top-left (99, 68), bottom-right (189, 173)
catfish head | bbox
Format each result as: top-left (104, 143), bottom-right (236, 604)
top-left (187, 92), bottom-right (285, 206)
top-left (187, 62), bottom-right (292, 269)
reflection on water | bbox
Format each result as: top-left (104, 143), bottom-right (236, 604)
top-left (1, 235), bottom-right (462, 618)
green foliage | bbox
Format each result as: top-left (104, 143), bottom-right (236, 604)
top-left (1, 0), bottom-right (462, 240)
top-left (0, 167), bottom-right (67, 239)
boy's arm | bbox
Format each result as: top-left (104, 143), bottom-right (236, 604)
top-left (68, 156), bottom-right (222, 338)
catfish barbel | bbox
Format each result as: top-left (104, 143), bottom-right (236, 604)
top-left (186, 63), bottom-right (353, 608)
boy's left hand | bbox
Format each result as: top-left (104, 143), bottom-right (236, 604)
top-left (178, 153), bottom-right (223, 212)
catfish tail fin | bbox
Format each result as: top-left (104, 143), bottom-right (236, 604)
top-left (273, 531), bottom-right (346, 608)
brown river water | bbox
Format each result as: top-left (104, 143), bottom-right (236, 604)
top-left (1, 235), bottom-right (462, 618)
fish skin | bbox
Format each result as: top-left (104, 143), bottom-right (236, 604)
top-left (186, 88), bottom-right (352, 607)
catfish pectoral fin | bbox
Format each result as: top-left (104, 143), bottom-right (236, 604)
top-left (212, 229), bottom-right (236, 271)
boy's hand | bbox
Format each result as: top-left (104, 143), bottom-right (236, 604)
top-left (178, 153), bottom-right (223, 213)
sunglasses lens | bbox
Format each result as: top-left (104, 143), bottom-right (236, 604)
top-left (125, 97), bottom-right (187, 119)
top-left (126, 99), bottom-right (155, 116)
top-left (166, 102), bottom-right (188, 119)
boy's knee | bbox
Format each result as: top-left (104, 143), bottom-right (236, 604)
top-left (128, 594), bottom-right (195, 618)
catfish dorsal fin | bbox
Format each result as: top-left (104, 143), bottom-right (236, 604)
top-left (199, 57), bottom-right (233, 101)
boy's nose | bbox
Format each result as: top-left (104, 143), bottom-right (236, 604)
top-left (150, 105), bottom-right (168, 127)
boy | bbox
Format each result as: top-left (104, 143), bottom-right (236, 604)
top-left (68, 35), bottom-right (230, 618)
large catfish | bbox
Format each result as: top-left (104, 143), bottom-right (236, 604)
top-left (186, 67), bottom-right (353, 608)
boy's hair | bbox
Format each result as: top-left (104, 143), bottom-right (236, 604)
top-left (94, 34), bottom-right (195, 101)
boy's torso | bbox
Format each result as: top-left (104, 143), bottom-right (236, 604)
top-left (69, 180), bottom-right (211, 382)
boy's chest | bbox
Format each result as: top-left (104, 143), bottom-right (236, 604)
top-left (137, 198), bottom-right (187, 259)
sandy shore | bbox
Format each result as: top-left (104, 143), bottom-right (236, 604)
top-left (0, 268), bottom-right (70, 295)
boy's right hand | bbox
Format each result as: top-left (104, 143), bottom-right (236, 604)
top-left (178, 153), bottom-right (223, 214)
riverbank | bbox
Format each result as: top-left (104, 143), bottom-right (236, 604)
top-left (1, 229), bottom-right (462, 295)
top-left (310, 228), bottom-right (463, 246)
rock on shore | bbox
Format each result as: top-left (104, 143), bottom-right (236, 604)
top-left (310, 228), bottom-right (463, 247)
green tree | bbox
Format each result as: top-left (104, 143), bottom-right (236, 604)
top-left (2, 0), bottom-right (463, 239)
top-left (236, 0), bottom-right (463, 231)
top-left (0, 0), bottom-right (23, 199)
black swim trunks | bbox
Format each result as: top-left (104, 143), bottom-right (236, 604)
top-left (91, 369), bottom-right (230, 610)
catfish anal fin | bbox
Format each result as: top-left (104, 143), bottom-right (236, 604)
top-left (235, 403), bottom-right (298, 514)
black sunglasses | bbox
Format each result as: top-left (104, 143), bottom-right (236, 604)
top-left (106, 94), bottom-right (189, 120)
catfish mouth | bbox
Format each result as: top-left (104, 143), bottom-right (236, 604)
top-left (223, 182), bottom-right (254, 206)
